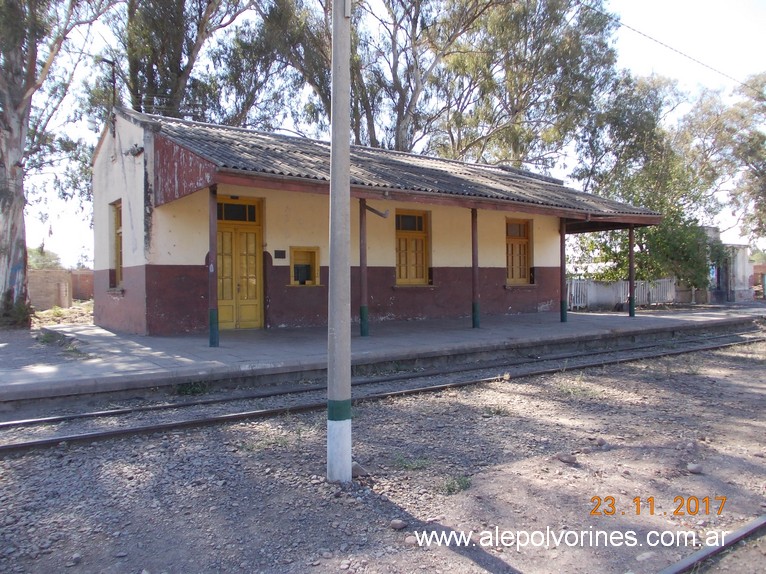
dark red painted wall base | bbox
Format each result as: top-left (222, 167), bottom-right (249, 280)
top-left (145, 265), bottom-right (208, 335)
top-left (94, 267), bottom-right (147, 334)
top-left (95, 265), bottom-right (207, 335)
top-left (265, 258), bottom-right (560, 328)
top-left (95, 261), bottom-right (560, 334)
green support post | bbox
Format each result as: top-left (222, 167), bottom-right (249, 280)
top-left (209, 309), bottom-right (219, 347)
top-left (360, 305), bottom-right (369, 337)
top-left (560, 218), bottom-right (568, 323)
top-left (208, 186), bottom-right (220, 347)
top-left (629, 224), bottom-right (636, 318)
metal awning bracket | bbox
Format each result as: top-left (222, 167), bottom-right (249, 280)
top-left (365, 204), bottom-right (389, 219)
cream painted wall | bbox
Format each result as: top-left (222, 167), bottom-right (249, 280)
top-left (99, 171), bottom-right (563, 272)
top-left (207, 186), bottom-right (561, 269)
top-left (364, 200), bottom-right (561, 268)
top-left (94, 116), bottom-right (562, 273)
top-left (473, 209), bottom-right (559, 267)
top-left (533, 215), bottom-right (560, 267)
top-left (92, 116), bottom-right (150, 271)
top-left (148, 190), bottom-right (209, 265)
top-left (217, 185), bottom-right (331, 266)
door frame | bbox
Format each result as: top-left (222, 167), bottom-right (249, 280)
top-left (216, 197), bottom-right (264, 330)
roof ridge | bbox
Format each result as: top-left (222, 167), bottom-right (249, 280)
top-left (119, 107), bottom-right (559, 184)
top-left (118, 107), bottom-right (661, 222)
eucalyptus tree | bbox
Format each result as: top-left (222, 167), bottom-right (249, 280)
top-left (102, 0), bottom-right (251, 118)
top-left (254, 0), bottom-right (332, 133)
top-left (257, 0), bottom-right (499, 150)
top-left (727, 73), bottom-right (766, 236)
top-left (428, 0), bottom-right (618, 169)
top-left (362, 0), bottom-right (499, 151)
top-left (0, 0), bottom-right (116, 325)
top-left (571, 74), bottom-right (730, 287)
top-left (203, 17), bottom-right (290, 129)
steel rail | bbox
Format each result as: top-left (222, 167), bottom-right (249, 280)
top-left (1, 329), bottom-right (761, 431)
top-left (0, 333), bottom-right (763, 456)
top-left (658, 514), bottom-right (766, 574)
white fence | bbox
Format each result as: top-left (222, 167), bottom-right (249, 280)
top-left (567, 278), bottom-right (676, 310)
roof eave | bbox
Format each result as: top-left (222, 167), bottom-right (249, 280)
top-left (565, 214), bottom-right (663, 234)
top-left (214, 167), bottom-right (660, 225)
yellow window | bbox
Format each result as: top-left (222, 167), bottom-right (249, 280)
top-left (112, 200), bottom-right (123, 288)
top-left (290, 247), bottom-right (320, 285)
top-left (506, 219), bottom-right (531, 285)
top-left (217, 201), bottom-right (258, 223)
top-left (396, 210), bottom-right (430, 285)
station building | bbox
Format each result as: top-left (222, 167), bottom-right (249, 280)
top-left (92, 107), bottom-right (661, 336)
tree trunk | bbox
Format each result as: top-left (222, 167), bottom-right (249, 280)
top-left (0, 118), bottom-right (30, 326)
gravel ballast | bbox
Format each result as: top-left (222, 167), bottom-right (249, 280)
top-left (1, 342), bottom-right (765, 573)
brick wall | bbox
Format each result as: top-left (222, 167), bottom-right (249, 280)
top-left (28, 269), bottom-right (73, 310)
top-left (71, 269), bottom-right (94, 300)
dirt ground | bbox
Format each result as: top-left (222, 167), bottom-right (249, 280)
top-left (0, 315), bottom-right (764, 573)
top-left (30, 300), bottom-right (94, 329)
top-left (0, 301), bottom-right (95, 370)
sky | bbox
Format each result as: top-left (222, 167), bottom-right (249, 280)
top-left (25, 0), bottom-right (766, 268)
top-left (607, 0), bottom-right (766, 245)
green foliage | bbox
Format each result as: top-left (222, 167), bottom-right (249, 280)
top-left (429, 0), bottom-right (618, 167)
top-left (27, 244), bottom-right (63, 270)
top-left (176, 380), bottom-right (210, 395)
top-left (444, 475), bottom-right (472, 495)
top-left (0, 291), bottom-right (32, 328)
top-left (1, 0), bottom-right (116, 318)
top-left (36, 331), bottom-right (58, 344)
top-left (727, 73), bottom-right (766, 237)
top-left (54, 139), bottom-right (95, 206)
top-left (751, 248), bottom-right (766, 264)
top-left (257, 0), bottom-right (332, 134)
top-left (393, 454), bottom-right (431, 471)
top-left (204, 18), bottom-right (290, 129)
top-left (102, 0), bottom-right (248, 118)
top-left (571, 73), bottom-right (738, 286)
top-left (574, 218), bottom-right (718, 290)
top-left (258, 0), bottom-right (501, 150)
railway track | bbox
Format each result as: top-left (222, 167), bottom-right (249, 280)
top-left (659, 514), bottom-right (766, 574)
top-left (0, 327), bottom-right (763, 456)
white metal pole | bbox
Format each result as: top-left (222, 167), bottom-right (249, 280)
top-left (327, 0), bottom-right (352, 483)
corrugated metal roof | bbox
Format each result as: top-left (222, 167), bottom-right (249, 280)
top-left (123, 108), bottom-right (659, 221)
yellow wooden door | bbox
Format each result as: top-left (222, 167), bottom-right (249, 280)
top-left (217, 228), bottom-right (236, 329)
top-left (235, 228), bottom-right (262, 328)
top-left (217, 225), bottom-right (263, 329)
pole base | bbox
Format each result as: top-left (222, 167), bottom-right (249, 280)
top-left (209, 309), bottom-right (219, 347)
top-left (360, 305), bottom-right (369, 337)
top-left (327, 418), bottom-right (352, 483)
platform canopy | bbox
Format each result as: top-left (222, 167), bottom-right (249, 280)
top-left (114, 107), bottom-right (661, 233)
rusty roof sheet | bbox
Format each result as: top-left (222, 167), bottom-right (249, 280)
top-left (126, 109), bottom-right (659, 221)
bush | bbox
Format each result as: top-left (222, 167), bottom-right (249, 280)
top-left (1, 291), bottom-right (32, 328)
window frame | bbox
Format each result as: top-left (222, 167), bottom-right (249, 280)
top-left (289, 246), bottom-right (320, 286)
top-left (395, 209), bottom-right (431, 286)
top-left (506, 218), bottom-right (532, 285)
top-left (111, 200), bottom-right (123, 288)
top-left (216, 198), bottom-right (259, 223)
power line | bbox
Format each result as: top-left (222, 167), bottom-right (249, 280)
top-left (575, 0), bottom-right (762, 98)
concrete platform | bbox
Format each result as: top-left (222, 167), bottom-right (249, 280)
top-left (1, 304), bottom-right (764, 402)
